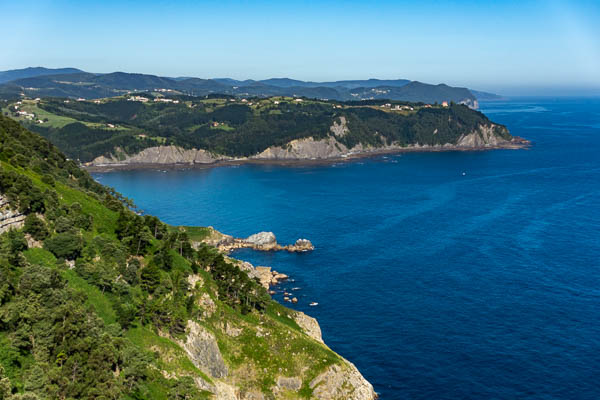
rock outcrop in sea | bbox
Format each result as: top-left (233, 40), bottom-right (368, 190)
top-left (199, 229), bottom-right (315, 253)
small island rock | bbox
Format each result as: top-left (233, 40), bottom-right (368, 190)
top-left (244, 231), bottom-right (277, 247)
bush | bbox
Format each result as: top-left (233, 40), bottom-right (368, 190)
top-left (41, 174), bottom-right (55, 186)
top-left (44, 232), bottom-right (83, 260)
top-left (54, 216), bottom-right (75, 233)
top-left (23, 214), bottom-right (49, 240)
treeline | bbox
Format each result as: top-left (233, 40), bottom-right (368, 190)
top-left (28, 123), bottom-right (150, 163)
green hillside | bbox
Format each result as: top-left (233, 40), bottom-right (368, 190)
top-left (0, 115), bottom-right (367, 399)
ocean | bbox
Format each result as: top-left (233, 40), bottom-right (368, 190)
top-left (94, 98), bottom-right (600, 399)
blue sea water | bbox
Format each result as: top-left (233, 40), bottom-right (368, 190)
top-left (94, 98), bottom-right (600, 399)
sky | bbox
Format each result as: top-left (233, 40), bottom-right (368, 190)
top-left (1, 0), bottom-right (599, 95)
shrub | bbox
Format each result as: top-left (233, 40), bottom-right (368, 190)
top-left (41, 174), bottom-right (55, 186)
top-left (44, 232), bottom-right (83, 260)
top-left (23, 214), bottom-right (49, 241)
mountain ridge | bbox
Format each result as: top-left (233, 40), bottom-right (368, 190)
top-left (0, 67), bottom-right (496, 105)
top-left (0, 67), bottom-right (84, 84)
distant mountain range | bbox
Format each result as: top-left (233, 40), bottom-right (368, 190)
top-left (0, 67), bottom-right (84, 84)
top-left (0, 67), bottom-right (502, 105)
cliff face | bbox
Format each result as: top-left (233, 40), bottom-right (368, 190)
top-left (88, 121), bottom-right (519, 168)
top-left (172, 267), bottom-right (377, 400)
top-left (90, 145), bottom-right (230, 166)
top-left (456, 124), bottom-right (509, 147)
top-left (251, 137), bottom-right (349, 160)
top-left (0, 195), bottom-right (25, 234)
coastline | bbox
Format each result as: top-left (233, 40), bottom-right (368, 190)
top-left (85, 141), bottom-right (530, 172)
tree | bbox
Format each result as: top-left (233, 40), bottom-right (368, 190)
top-left (23, 214), bottom-right (49, 240)
top-left (1, 229), bottom-right (28, 266)
top-left (44, 232), bottom-right (83, 260)
top-left (41, 174), bottom-right (55, 186)
top-left (140, 264), bottom-right (161, 293)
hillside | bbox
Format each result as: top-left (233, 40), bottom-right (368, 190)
top-left (1, 95), bottom-right (523, 167)
top-left (0, 68), bottom-right (486, 104)
top-left (0, 115), bottom-right (376, 399)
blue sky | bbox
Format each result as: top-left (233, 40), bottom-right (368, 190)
top-left (2, 0), bottom-right (599, 95)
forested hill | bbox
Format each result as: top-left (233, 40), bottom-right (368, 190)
top-left (0, 115), bottom-right (376, 399)
top-left (0, 67), bottom-right (84, 84)
top-left (2, 96), bottom-right (513, 164)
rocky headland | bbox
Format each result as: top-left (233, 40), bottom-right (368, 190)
top-left (198, 229), bottom-right (314, 254)
top-left (85, 121), bottom-right (530, 171)
top-left (177, 256), bottom-right (378, 399)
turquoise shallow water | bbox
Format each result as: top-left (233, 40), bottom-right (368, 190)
top-left (95, 98), bottom-right (600, 399)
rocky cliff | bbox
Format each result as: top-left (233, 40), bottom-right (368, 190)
top-left (88, 120), bottom-right (525, 169)
top-left (89, 145), bottom-right (230, 166)
top-left (0, 195), bottom-right (25, 234)
top-left (168, 267), bottom-right (377, 400)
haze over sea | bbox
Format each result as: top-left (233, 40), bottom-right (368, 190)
top-left (95, 98), bottom-right (600, 399)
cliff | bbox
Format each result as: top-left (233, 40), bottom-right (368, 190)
top-left (173, 271), bottom-right (377, 399)
top-left (91, 145), bottom-right (230, 166)
top-left (0, 194), bottom-right (25, 234)
top-left (88, 122), bottom-right (525, 169)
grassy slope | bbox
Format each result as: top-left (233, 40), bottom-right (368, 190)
top-left (2, 100), bottom-right (128, 130)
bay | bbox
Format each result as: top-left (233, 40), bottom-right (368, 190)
top-left (95, 97), bottom-right (600, 399)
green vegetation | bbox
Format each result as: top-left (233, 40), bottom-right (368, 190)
top-left (0, 115), bottom-right (346, 399)
top-left (171, 226), bottom-right (213, 242)
top-left (3, 96), bottom-right (509, 163)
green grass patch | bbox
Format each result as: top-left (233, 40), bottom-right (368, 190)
top-left (63, 269), bottom-right (117, 325)
top-left (23, 248), bottom-right (57, 268)
top-left (173, 226), bottom-right (212, 241)
top-left (0, 161), bottom-right (118, 237)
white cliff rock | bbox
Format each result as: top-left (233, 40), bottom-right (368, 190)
top-left (294, 311), bottom-right (323, 343)
top-left (244, 231), bottom-right (277, 247)
top-left (330, 116), bottom-right (349, 137)
top-left (90, 145), bottom-right (230, 166)
top-left (456, 124), bottom-right (508, 147)
top-left (182, 321), bottom-right (228, 378)
top-left (0, 195), bottom-right (25, 234)
top-left (310, 362), bottom-right (377, 400)
top-left (251, 137), bottom-right (349, 160)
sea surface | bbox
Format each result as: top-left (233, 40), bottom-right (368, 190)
top-left (94, 98), bottom-right (600, 399)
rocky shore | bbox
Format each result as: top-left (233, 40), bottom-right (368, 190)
top-left (199, 230), bottom-right (315, 254)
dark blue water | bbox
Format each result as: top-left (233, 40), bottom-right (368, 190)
top-left (95, 98), bottom-right (600, 399)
